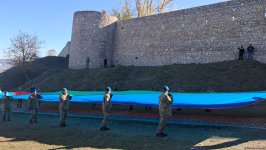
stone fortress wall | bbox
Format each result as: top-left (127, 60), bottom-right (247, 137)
top-left (59, 41), bottom-right (71, 57)
top-left (66, 11), bottom-right (117, 69)
top-left (59, 0), bottom-right (266, 69)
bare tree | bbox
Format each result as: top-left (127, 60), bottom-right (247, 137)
top-left (112, 8), bottom-right (122, 20)
top-left (112, 0), bottom-right (174, 20)
top-left (112, 0), bottom-right (134, 20)
top-left (157, 0), bottom-right (173, 14)
top-left (136, 0), bottom-right (155, 17)
top-left (5, 30), bottom-right (44, 65)
top-left (122, 0), bottom-right (134, 20)
top-left (47, 49), bottom-right (56, 56)
top-left (140, 0), bottom-right (155, 17)
top-left (136, 0), bottom-right (144, 17)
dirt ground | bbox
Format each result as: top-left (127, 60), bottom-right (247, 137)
top-left (0, 113), bottom-right (266, 150)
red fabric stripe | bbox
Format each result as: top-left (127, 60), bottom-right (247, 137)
top-left (12, 91), bottom-right (31, 95)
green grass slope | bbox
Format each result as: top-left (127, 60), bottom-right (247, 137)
top-left (0, 56), bottom-right (68, 91)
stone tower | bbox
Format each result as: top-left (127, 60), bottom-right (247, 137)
top-left (68, 11), bottom-right (117, 69)
top-left (61, 0), bottom-right (266, 69)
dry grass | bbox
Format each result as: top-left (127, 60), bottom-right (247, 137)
top-left (0, 113), bottom-right (266, 150)
top-left (1, 56), bottom-right (266, 92)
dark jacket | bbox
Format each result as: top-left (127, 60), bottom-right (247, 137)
top-left (238, 47), bottom-right (245, 54)
top-left (247, 45), bottom-right (254, 53)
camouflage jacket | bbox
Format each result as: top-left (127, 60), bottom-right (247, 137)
top-left (158, 92), bottom-right (172, 117)
top-left (2, 96), bottom-right (13, 109)
top-left (28, 94), bottom-right (42, 110)
top-left (59, 94), bottom-right (71, 110)
top-left (102, 93), bottom-right (112, 113)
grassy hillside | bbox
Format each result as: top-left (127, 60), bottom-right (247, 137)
top-left (0, 56), bottom-right (68, 91)
top-left (0, 57), bottom-right (266, 92)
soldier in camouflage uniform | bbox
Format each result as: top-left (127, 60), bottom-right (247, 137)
top-left (156, 86), bottom-right (173, 137)
top-left (2, 91), bottom-right (13, 122)
top-left (28, 89), bottom-right (42, 123)
top-left (59, 88), bottom-right (72, 127)
top-left (100, 87), bottom-right (113, 131)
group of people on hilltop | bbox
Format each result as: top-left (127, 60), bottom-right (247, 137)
top-left (238, 44), bottom-right (255, 60)
top-left (1, 85), bottom-right (174, 137)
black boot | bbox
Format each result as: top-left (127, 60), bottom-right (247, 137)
top-left (60, 123), bottom-right (66, 127)
top-left (156, 132), bottom-right (167, 137)
top-left (100, 126), bottom-right (110, 131)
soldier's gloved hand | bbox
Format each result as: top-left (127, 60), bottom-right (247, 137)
top-left (69, 96), bottom-right (72, 100)
top-left (38, 95), bottom-right (43, 99)
top-left (110, 94), bottom-right (113, 98)
top-left (168, 93), bottom-right (172, 97)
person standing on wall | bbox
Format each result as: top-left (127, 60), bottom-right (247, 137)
top-left (100, 87), bottom-right (113, 131)
top-left (156, 85), bottom-right (173, 137)
top-left (247, 44), bottom-right (254, 60)
top-left (238, 45), bottom-right (245, 60)
top-left (1, 91), bottom-right (13, 122)
top-left (59, 88), bottom-right (72, 127)
top-left (114, 82), bottom-right (119, 91)
top-left (28, 89), bottom-right (42, 123)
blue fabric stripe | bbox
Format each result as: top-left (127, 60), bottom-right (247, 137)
top-left (1, 91), bottom-right (266, 109)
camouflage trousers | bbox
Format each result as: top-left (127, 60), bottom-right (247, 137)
top-left (157, 116), bottom-right (169, 134)
top-left (3, 108), bottom-right (11, 121)
top-left (101, 111), bottom-right (110, 127)
top-left (30, 108), bottom-right (38, 122)
top-left (59, 109), bottom-right (67, 124)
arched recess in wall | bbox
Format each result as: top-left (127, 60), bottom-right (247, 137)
top-left (86, 57), bottom-right (90, 68)
top-left (104, 58), bottom-right (107, 68)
